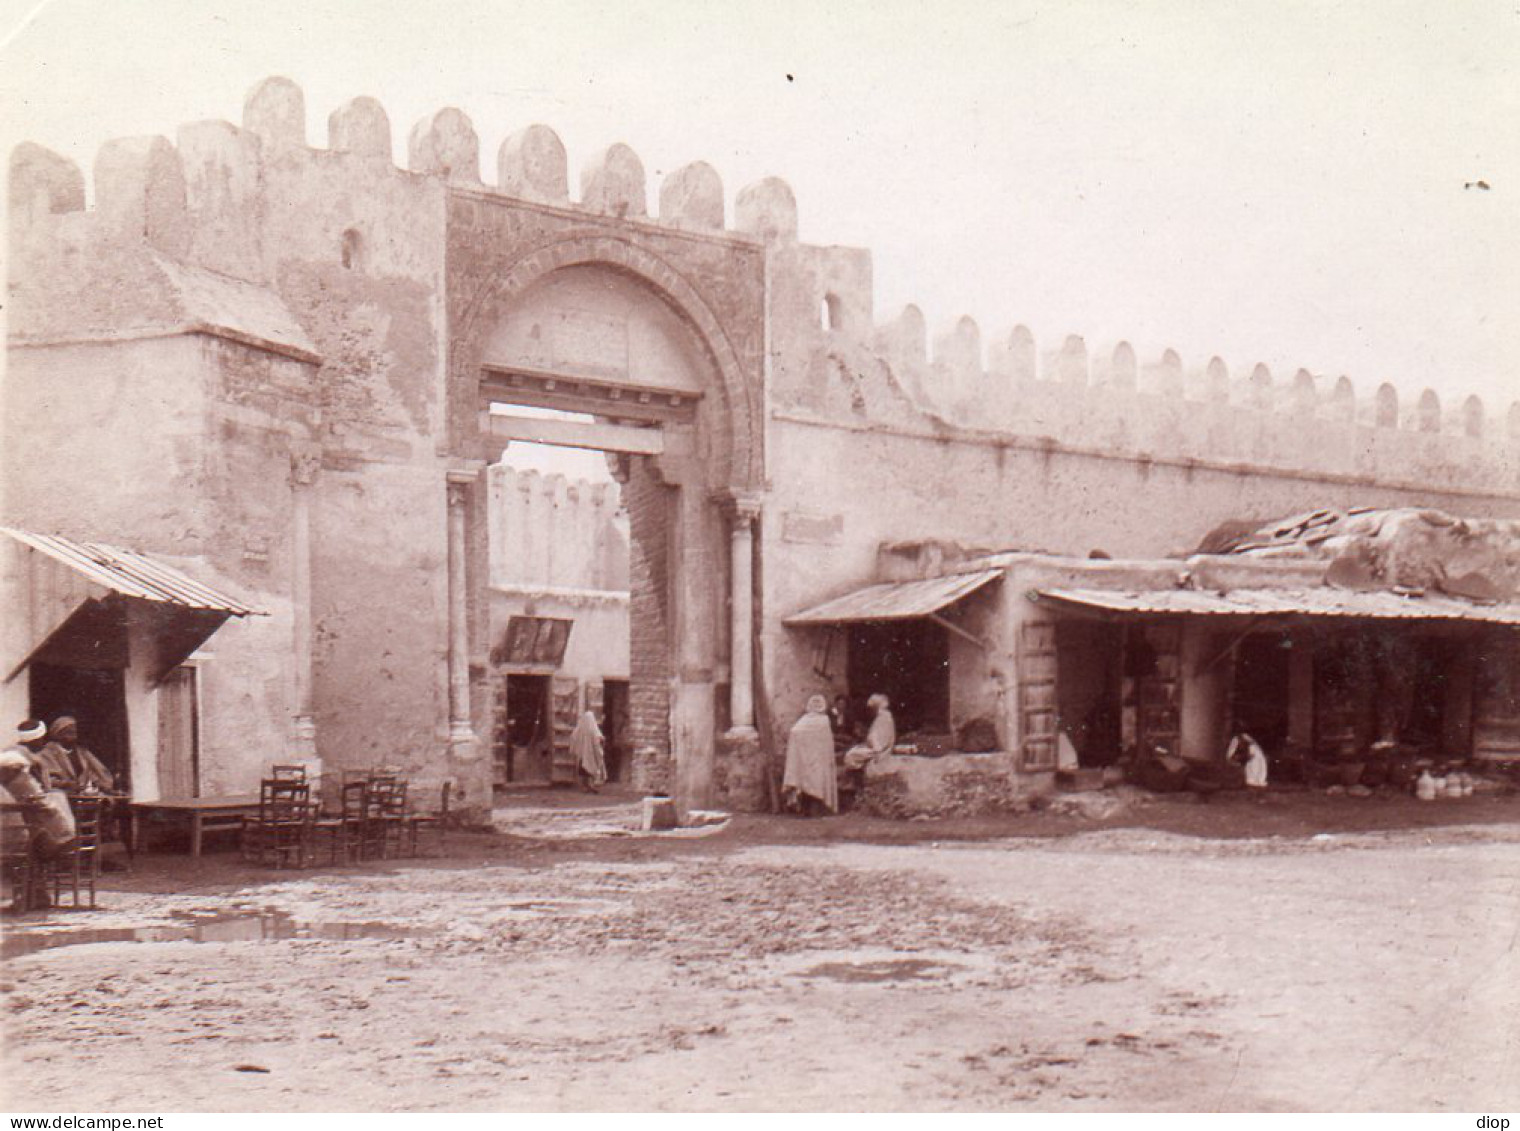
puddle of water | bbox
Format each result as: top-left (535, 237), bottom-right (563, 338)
top-left (502, 898), bottom-right (620, 916)
top-left (2, 908), bottom-right (427, 960)
top-left (797, 957), bottom-right (959, 983)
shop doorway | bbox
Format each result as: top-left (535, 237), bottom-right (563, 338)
top-left (845, 620), bottom-right (950, 736)
top-left (1232, 632), bottom-right (1292, 758)
top-left (1055, 620), bottom-right (1124, 766)
top-left (503, 674), bottom-right (552, 782)
top-left (28, 661), bottom-right (130, 792)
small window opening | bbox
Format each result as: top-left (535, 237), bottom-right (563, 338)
top-left (822, 293), bottom-right (844, 332)
top-left (341, 228), bottom-right (364, 271)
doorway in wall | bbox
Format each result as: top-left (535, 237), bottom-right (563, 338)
top-left (1055, 619), bottom-right (1124, 766)
top-left (504, 673), bottom-right (552, 782)
top-left (1232, 631), bottom-right (1292, 758)
top-left (156, 665), bottom-right (200, 798)
top-left (602, 679), bottom-right (630, 782)
top-left (845, 620), bottom-right (950, 736)
top-left (29, 661), bottom-right (130, 792)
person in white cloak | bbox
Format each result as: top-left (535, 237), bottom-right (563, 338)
top-left (569, 710), bottom-right (607, 792)
top-left (1226, 731), bottom-right (1269, 789)
top-left (783, 695), bottom-right (837, 816)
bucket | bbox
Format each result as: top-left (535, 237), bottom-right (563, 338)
top-left (642, 795), bottom-right (678, 831)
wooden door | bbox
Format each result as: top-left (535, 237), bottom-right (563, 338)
top-left (156, 666), bottom-right (199, 798)
top-left (1018, 620), bottom-right (1058, 770)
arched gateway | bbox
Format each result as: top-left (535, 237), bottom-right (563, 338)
top-left (443, 197), bottom-right (769, 812)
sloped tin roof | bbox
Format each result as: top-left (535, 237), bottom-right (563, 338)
top-left (1, 527), bottom-right (261, 616)
top-left (783, 569), bottom-right (1002, 625)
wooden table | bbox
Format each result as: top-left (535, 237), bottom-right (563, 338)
top-left (130, 795), bottom-right (261, 858)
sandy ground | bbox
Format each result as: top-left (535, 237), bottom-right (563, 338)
top-left (2, 791), bottom-right (1519, 1112)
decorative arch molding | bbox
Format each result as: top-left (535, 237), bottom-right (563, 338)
top-left (453, 230), bottom-right (762, 494)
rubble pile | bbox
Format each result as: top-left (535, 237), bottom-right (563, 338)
top-left (1209, 507), bottom-right (1520, 602)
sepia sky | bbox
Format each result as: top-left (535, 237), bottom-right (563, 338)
top-left (3, 0), bottom-right (1516, 433)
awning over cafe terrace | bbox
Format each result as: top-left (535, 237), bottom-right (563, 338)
top-left (2, 527), bottom-right (262, 682)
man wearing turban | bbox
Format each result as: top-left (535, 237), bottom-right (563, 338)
top-left (38, 716), bottom-right (115, 794)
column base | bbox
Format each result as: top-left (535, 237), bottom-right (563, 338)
top-left (448, 725), bottom-right (480, 760)
top-left (716, 726), bottom-right (767, 812)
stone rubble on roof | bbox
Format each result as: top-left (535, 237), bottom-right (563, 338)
top-left (1207, 507), bottom-right (1520, 602)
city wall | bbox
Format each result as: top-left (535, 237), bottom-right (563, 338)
top-left (9, 75), bottom-right (1516, 808)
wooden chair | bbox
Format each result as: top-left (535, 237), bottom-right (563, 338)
top-left (241, 779), bottom-right (312, 868)
top-left (270, 764), bottom-right (307, 781)
top-left (364, 779), bottom-right (408, 860)
top-left (50, 795), bottom-right (103, 909)
top-left (404, 780), bottom-right (452, 858)
top-left (309, 779), bottom-right (360, 866)
top-left (332, 779), bottom-right (370, 863)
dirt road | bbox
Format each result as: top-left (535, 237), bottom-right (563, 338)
top-left (3, 804), bottom-right (1519, 1111)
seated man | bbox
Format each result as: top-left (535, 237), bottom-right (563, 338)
top-left (842, 693), bottom-right (896, 771)
top-left (2, 720), bottom-right (78, 909)
top-left (37, 716), bottom-right (115, 794)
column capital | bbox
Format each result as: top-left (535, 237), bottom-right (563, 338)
top-left (446, 461), bottom-right (485, 484)
top-left (724, 491), bottom-right (764, 524)
top-left (446, 465), bottom-right (482, 506)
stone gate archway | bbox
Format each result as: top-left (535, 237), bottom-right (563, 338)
top-left (445, 212), bottom-right (768, 812)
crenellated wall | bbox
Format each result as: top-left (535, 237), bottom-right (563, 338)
top-left (487, 467), bottom-right (628, 592)
top-left (8, 73), bottom-right (1517, 812)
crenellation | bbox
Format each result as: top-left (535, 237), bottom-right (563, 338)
top-left (734, 177), bottom-right (797, 242)
top-left (998, 325), bottom-right (1038, 385)
top-left (1416, 388), bottom-right (1442, 434)
top-left (1140, 347), bottom-right (1184, 399)
top-left (932, 315), bottom-right (982, 393)
top-left (879, 304), bottom-right (927, 369)
top-left (8, 73), bottom-right (1520, 837)
top-left (1099, 341), bottom-right (1138, 392)
top-left (1204, 356), bottom-right (1230, 403)
top-left (1049, 334), bottom-right (1088, 387)
top-left (242, 76), bottom-right (306, 150)
top-left (1243, 362), bottom-right (1273, 411)
top-left (8, 142), bottom-right (85, 222)
top-left (1461, 394), bottom-right (1485, 439)
top-left (497, 124), bottom-right (569, 202)
top-left (176, 119), bottom-right (263, 280)
top-left (580, 143), bottom-right (647, 218)
top-left (327, 96), bottom-right (392, 161)
top-left (658, 161), bottom-right (724, 229)
top-left (1328, 375), bottom-right (1356, 421)
top-left (8, 74), bottom-right (1513, 487)
top-left (93, 135), bottom-right (189, 256)
top-left (1290, 368), bottom-right (1318, 417)
top-left (408, 107), bottom-right (481, 184)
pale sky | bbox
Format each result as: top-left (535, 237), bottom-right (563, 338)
top-left (3, 0), bottom-right (1516, 441)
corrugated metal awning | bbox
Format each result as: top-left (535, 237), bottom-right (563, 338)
top-left (1039, 586), bottom-right (1520, 625)
top-left (783, 569), bottom-right (1002, 626)
top-left (1, 528), bottom-right (260, 615)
